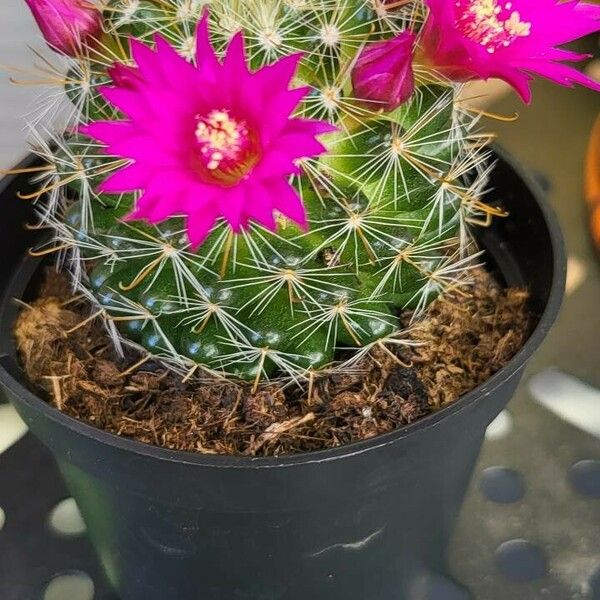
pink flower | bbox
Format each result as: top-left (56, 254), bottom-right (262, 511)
top-left (421, 0), bottom-right (600, 102)
top-left (24, 0), bottom-right (102, 56)
top-left (80, 16), bottom-right (335, 247)
top-left (352, 31), bottom-right (417, 111)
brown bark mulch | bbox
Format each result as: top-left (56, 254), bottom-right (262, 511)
top-left (14, 268), bottom-right (532, 456)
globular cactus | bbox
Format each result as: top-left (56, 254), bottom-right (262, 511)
top-left (31, 0), bottom-right (491, 385)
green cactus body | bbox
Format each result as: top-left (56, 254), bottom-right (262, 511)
top-left (34, 0), bottom-right (487, 383)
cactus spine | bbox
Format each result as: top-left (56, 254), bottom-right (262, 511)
top-left (30, 0), bottom-right (491, 384)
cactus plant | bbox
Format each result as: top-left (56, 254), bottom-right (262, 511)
top-left (25, 0), bottom-right (501, 385)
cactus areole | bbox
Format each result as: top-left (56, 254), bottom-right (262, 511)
top-left (19, 0), bottom-right (599, 385)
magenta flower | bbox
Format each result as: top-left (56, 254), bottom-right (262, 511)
top-left (80, 17), bottom-right (335, 247)
top-left (24, 0), bottom-right (102, 56)
top-left (352, 31), bottom-right (417, 111)
top-left (422, 0), bottom-right (600, 102)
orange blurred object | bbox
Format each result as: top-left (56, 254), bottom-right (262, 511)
top-left (586, 113), bottom-right (600, 252)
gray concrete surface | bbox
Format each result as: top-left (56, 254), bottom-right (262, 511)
top-left (0, 1), bottom-right (47, 169)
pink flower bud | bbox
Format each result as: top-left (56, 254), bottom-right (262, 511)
top-left (352, 31), bottom-right (417, 112)
top-left (24, 0), bottom-right (102, 56)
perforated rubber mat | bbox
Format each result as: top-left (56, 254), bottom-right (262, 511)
top-left (1, 370), bottom-right (600, 600)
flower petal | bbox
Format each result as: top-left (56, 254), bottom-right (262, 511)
top-left (187, 206), bottom-right (219, 248)
top-left (98, 163), bottom-right (147, 193)
top-left (82, 18), bottom-right (332, 247)
top-left (268, 179), bottom-right (307, 229)
top-left (218, 186), bottom-right (247, 232)
top-left (422, 0), bottom-right (600, 102)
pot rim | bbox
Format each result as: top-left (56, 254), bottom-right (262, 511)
top-left (0, 147), bottom-right (566, 469)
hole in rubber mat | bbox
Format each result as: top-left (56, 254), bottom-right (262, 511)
top-left (43, 572), bottom-right (95, 600)
top-left (0, 404), bottom-right (28, 454)
top-left (568, 460), bottom-right (600, 499)
top-left (0, 506), bottom-right (5, 531)
top-left (485, 410), bottom-right (514, 441)
top-left (48, 498), bottom-right (86, 536)
top-left (528, 369), bottom-right (600, 439)
top-left (479, 467), bottom-right (525, 504)
top-left (495, 539), bottom-right (547, 582)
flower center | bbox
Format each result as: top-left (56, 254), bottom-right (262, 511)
top-left (193, 109), bottom-right (259, 185)
top-left (455, 0), bottom-right (532, 54)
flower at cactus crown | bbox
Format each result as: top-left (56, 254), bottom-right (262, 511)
top-left (352, 31), bottom-right (417, 111)
top-left (80, 17), bottom-right (336, 247)
top-left (24, 0), bottom-right (102, 56)
top-left (421, 0), bottom-right (600, 103)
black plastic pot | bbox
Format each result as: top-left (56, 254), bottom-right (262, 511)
top-left (0, 149), bottom-right (565, 600)
top-left (0, 156), bottom-right (42, 405)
